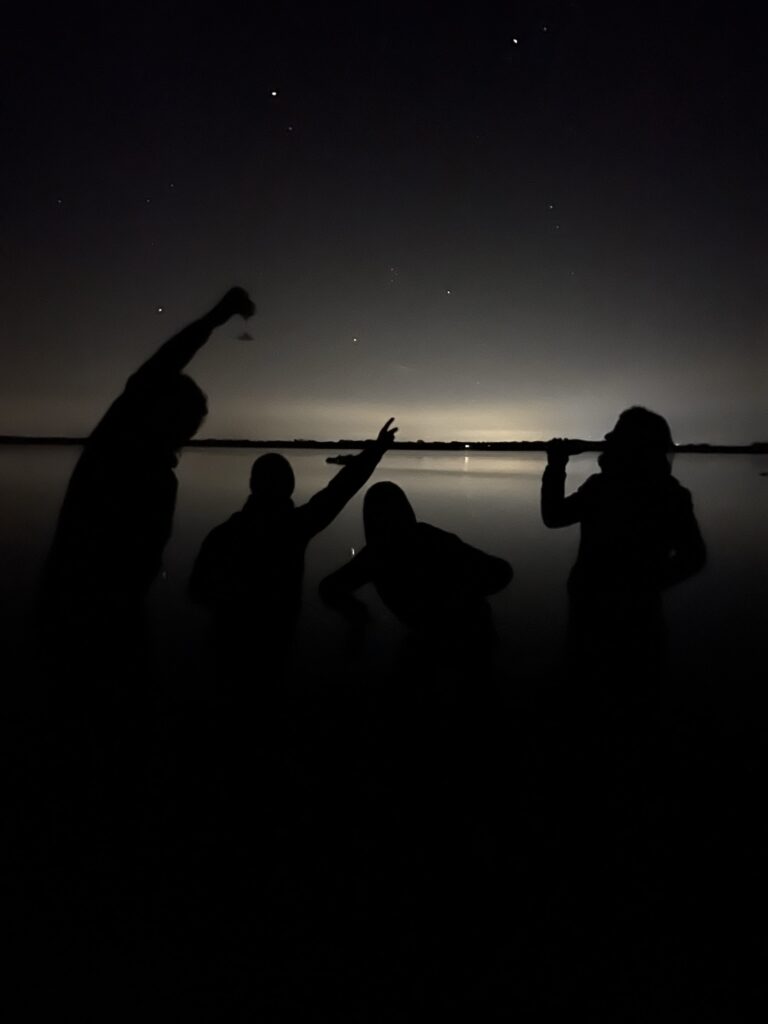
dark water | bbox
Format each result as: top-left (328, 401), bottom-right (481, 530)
top-left (4, 446), bottom-right (768, 1017)
top-left (3, 446), bottom-right (766, 709)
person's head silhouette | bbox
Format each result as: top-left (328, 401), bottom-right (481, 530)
top-left (249, 453), bottom-right (296, 501)
top-left (131, 374), bottom-right (208, 453)
top-left (600, 406), bottom-right (673, 478)
top-left (363, 481), bottom-right (417, 546)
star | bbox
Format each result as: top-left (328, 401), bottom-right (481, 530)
top-left (270, 89), bottom-right (278, 97)
top-left (145, 198), bottom-right (152, 204)
top-left (446, 289), bottom-right (452, 295)
top-left (352, 337), bottom-right (359, 343)
top-left (156, 306), bottom-right (164, 313)
top-left (512, 37), bottom-right (519, 45)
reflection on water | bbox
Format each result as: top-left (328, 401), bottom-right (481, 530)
top-left (2, 446), bottom-right (766, 708)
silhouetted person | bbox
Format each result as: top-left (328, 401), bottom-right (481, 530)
top-left (320, 481), bottom-right (512, 689)
top-left (541, 407), bottom-right (706, 699)
top-left (319, 479), bottom-right (513, 890)
top-left (188, 419), bottom-right (398, 675)
top-left (39, 287), bottom-right (255, 691)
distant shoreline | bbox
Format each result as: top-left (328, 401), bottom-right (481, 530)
top-left (1, 435), bottom-right (766, 454)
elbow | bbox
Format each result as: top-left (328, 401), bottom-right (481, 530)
top-left (485, 559), bottom-right (513, 594)
top-left (681, 536), bottom-right (707, 576)
top-left (690, 545), bottom-right (707, 576)
top-left (496, 560), bottom-right (514, 591)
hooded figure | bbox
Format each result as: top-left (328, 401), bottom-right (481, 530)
top-left (319, 481), bottom-right (512, 654)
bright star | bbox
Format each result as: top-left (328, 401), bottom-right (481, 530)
top-left (270, 90), bottom-right (278, 97)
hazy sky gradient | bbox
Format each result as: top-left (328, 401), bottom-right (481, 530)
top-left (2, 2), bottom-right (766, 442)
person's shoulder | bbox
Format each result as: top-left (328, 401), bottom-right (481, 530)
top-left (667, 474), bottom-right (688, 490)
top-left (201, 512), bottom-right (243, 545)
top-left (666, 475), bottom-right (694, 504)
top-left (416, 521), bottom-right (449, 538)
top-left (577, 473), bottom-right (602, 494)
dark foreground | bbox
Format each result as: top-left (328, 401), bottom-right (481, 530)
top-left (7, 646), bottom-right (767, 1022)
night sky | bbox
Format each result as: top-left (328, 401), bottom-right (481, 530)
top-left (2, 1), bottom-right (766, 444)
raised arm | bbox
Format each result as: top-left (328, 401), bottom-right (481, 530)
top-left (130, 287), bottom-right (255, 386)
top-left (299, 419), bottom-right (398, 538)
top-left (541, 438), bottom-right (583, 528)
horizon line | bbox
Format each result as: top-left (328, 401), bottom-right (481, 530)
top-left (1, 434), bottom-right (766, 453)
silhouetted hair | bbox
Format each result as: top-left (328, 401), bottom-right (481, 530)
top-left (363, 481), bottom-right (417, 545)
top-left (249, 453), bottom-right (296, 500)
top-left (600, 407), bottom-right (674, 478)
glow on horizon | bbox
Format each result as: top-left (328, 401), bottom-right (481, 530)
top-left (199, 398), bottom-right (619, 443)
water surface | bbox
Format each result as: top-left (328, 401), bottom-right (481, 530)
top-left (2, 447), bottom-right (766, 712)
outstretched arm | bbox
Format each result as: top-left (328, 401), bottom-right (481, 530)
top-left (455, 540), bottom-right (513, 595)
top-left (130, 287), bottom-right (255, 386)
top-left (541, 438), bottom-right (583, 528)
top-left (299, 419), bottom-right (398, 537)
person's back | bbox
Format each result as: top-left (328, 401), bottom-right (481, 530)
top-left (41, 288), bottom-right (255, 630)
top-left (319, 482), bottom-right (512, 712)
top-left (37, 289), bottom-right (255, 719)
top-left (541, 407), bottom-right (706, 687)
top-left (45, 407), bottom-right (181, 623)
top-left (189, 495), bottom-right (314, 635)
top-left (320, 482), bottom-right (513, 641)
top-left (361, 521), bottom-right (508, 637)
top-left (567, 470), bottom-right (702, 596)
